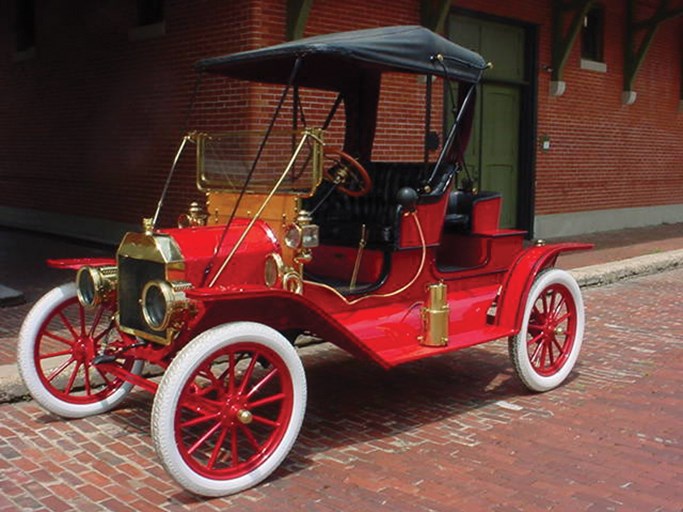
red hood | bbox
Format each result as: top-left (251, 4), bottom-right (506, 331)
top-left (160, 219), bottom-right (281, 287)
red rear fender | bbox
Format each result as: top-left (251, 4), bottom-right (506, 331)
top-left (494, 243), bottom-right (592, 332)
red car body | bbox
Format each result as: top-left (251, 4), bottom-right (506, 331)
top-left (19, 26), bottom-right (590, 497)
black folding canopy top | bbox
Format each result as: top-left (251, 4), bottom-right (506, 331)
top-left (196, 25), bottom-right (488, 89)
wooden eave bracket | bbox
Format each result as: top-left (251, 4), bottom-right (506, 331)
top-left (286, 0), bottom-right (313, 41)
top-left (420, 0), bottom-right (451, 34)
top-left (550, 0), bottom-right (595, 96)
top-left (624, 0), bottom-right (683, 105)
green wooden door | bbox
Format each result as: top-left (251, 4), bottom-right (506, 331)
top-left (481, 84), bottom-right (520, 228)
top-left (449, 16), bottom-right (525, 228)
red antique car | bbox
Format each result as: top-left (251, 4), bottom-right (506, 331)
top-left (17, 26), bottom-right (590, 496)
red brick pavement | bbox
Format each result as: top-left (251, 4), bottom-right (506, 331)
top-left (1, 269), bottom-right (681, 511)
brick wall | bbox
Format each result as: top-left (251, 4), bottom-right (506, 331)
top-left (454, 0), bottom-right (682, 217)
top-left (0, 0), bottom-right (256, 229)
top-left (533, 2), bottom-right (683, 216)
top-left (0, 0), bottom-right (681, 237)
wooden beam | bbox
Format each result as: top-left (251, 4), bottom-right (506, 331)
top-left (634, 6), bottom-right (683, 29)
top-left (286, 0), bottom-right (313, 41)
top-left (551, 0), bottom-right (595, 82)
top-left (420, 0), bottom-right (451, 34)
top-left (624, 0), bottom-right (683, 94)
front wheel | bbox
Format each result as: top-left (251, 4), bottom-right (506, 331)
top-left (151, 322), bottom-right (307, 497)
top-left (508, 269), bottom-right (585, 392)
top-left (17, 283), bottom-right (143, 418)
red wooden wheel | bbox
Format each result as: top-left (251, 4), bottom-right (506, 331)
top-left (525, 284), bottom-right (577, 376)
top-left (176, 342), bottom-right (293, 479)
top-left (509, 269), bottom-right (585, 392)
top-left (152, 322), bottom-right (306, 496)
top-left (17, 283), bottom-right (142, 418)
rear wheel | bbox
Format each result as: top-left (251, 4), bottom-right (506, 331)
top-left (151, 322), bottom-right (306, 497)
top-left (508, 269), bottom-right (585, 392)
top-left (17, 283), bottom-right (143, 418)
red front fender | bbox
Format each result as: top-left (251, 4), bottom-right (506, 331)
top-left (494, 243), bottom-right (592, 333)
top-left (46, 258), bottom-right (116, 270)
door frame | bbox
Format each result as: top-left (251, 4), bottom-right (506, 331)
top-left (447, 8), bottom-right (538, 237)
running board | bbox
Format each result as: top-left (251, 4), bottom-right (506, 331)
top-left (374, 325), bottom-right (515, 367)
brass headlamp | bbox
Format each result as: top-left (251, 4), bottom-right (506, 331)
top-left (76, 266), bottom-right (117, 309)
top-left (141, 280), bottom-right (193, 331)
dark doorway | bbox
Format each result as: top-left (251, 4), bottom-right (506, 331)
top-left (448, 14), bottom-right (536, 233)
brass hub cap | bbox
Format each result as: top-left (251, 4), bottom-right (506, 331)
top-left (236, 409), bottom-right (253, 424)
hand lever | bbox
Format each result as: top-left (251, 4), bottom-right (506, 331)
top-left (349, 224), bottom-right (368, 291)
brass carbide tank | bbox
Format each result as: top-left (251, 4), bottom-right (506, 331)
top-left (420, 282), bottom-right (449, 347)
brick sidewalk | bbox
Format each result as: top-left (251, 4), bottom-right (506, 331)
top-left (554, 222), bottom-right (683, 269)
top-left (1, 269), bottom-right (681, 511)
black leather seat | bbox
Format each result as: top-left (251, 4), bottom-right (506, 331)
top-left (308, 163), bottom-right (425, 247)
top-left (443, 190), bottom-right (501, 233)
top-left (444, 190), bottom-right (472, 232)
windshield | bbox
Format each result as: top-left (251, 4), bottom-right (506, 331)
top-left (196, 129), bottom-right (322, 194)
top-left (195, 83), bottom-right (345, 195)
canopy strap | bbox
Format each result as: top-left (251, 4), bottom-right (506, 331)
top-left (201, 57), bottom-right (303, 287)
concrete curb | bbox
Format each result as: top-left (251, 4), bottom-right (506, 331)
top-left (0, 284), bottom-right (25, 307)
top-left (0, 363), bottom-right (26, 404)
top-left (2, 249), bottom-right (682, 405)
top-left (570, 249), bottom-right (683, 288)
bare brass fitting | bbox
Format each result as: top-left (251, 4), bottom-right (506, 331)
top-left (178, 201), bottom-right (208, 228)
top-left (142, 217), bottom-right (154, 235)
top-left (296, 209), bottom-right (313, 226)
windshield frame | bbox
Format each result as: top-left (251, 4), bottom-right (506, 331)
top-left (194, 128), bottom-right (324, 197)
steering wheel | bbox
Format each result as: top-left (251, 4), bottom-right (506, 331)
top-left (324, 149), bottom-right (372, 197)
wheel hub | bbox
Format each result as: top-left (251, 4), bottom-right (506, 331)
top-left (219, 396), bottom-right (252, 426)
top-left (72, 337), bottom-right (95, 363)
top-left (542, 323), bottom-right (555, 339)
top-left (236, 409), bottom-right (253, 424)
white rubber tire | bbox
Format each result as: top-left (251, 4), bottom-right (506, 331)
top-left (508, 269), bottom-right (585, 392)
top-left (151, 321), bottom-right (307, 497)
top-left (17, 283), bottom-right (143, 418)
